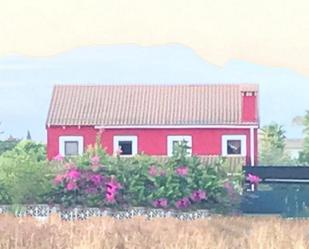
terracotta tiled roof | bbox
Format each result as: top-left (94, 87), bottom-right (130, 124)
top-left (46, 84), bottom-right (258, 126)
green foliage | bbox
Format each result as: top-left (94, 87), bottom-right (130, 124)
top-left (0, 140), bottom-right (54, 205)
top-left (49, 141), bottom-right (242, 213)
top-left (259, 123), bottom-right (295, 165)
top-left (0, 137), bottom-right (20, 155)
top-left (299, 111), bottom-right (309, 165)
top-left (0, 136), bottom-right (242, 214)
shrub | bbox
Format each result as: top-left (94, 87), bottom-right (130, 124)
top-left (0, 137), bottom-right (243, 213)
top-left (0, 140), bottom-right (55, 205)
top-left (48, 141), bottom-right (242, 213)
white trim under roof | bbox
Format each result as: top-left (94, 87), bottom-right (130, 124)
top-left (95, 124), bottom-right (259, 129)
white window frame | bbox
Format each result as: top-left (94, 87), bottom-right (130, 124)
top-left (113, 135), bottom-right (138, 157)
top-left (59, 136), bottom-right (84, 157)
top-left (222, 135), bottom-right (246, 157)
top-left (167, 135), bottom-right (192, 156)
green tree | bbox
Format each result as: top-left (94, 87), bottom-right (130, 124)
top-left (0, 140), bottom-right (53, 204)
top-left (259, 123), bottom-right (294, 165)
top-left (0, 136), bottom-right (20, 155)
top-left (299, 111), bottom-right (309, 164)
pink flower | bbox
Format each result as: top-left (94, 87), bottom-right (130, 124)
top-left (90, 155), bottom-right (100, 166)
top-left (85, 187), bottom-right (97, 194)
top-left (65, 168), bottom-right (81, 181)
top-left (160, 169), bottom-right (166, 176)
top-left (152, 198), bottom-right (168, 208)
top-left (53, 174), bottom-right (64, 185)
top-left (66, 181), bottom-right (78, 191)
top-left (64, 162), bottom-right (75, 169)
top-left (90, 174), bottom-right (102, 186)
top-left (246, 174), bottom-right (261, 184)
top-left (175, 166), bottom-right (188, 177)
top-left (53, 154), bottom-right (64, 161)
top-left (190, 190), bottom-right (207, 202)
top-left (148, 165), bottom-right (158, 176)
top-left (114, 147), bottom-right (122, 156)
top-left (106, 178), bottom-right (121, 192)
top-left (175, 197), bottom-right (191, 209)
top-left (106, 192), bottom-right (116, 203)
top-left (105, 177), bottom-right (121, 203)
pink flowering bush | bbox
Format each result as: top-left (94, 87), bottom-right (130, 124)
top-left (175, 166), bottom-right (189, 176)
top-left (46, 139), bottom-right (242, 212)
top-left (175, 197), bottom-right (191, 209)
top-left (246, 174), bottom-right (261, 185)
top-left (105, 177), bottom-right (122, 203)
top-left (152, 198), bottom-right (168, 208)
top-left (1, 137), bottom-right (241, 212)
top-left (48, 158), bottom-right (122, 207)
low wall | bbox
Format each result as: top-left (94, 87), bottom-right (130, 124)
top-left (0, 205), bottom-right (210, 221)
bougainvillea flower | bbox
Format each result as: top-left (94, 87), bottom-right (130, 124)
top-left (175, 166), bottom-right (189, 176)
top-left (105, 177), bottom-right (121, 203)
top-left (64, 162), bottom-right (76, 169)
top-left (53, 154), bottom-right (64, 161)
top-left (66, 168), bottom-right (81, 181)
top-left (190, 190), bottom-right (207, 202)
top-left (246, 174), bottom-right (261, 184)
top-left (159, 169), bottom-right (166, 176)
top-left (105, 192), bottom-right (116, 203)
top-left (148, 165), bottom-right (158, 176)
top-left (90, 155), bottom-right (100, 166)
top-left (85, 187), bottom-right (97, 194)
top-left (106, 177), bottom-right (122, 192)
top-left (53, 174), bottom-right (64, 185)
top-left (113, 147), bottom-right (123, 156)
top-left (175, 197), bottom-right (191, 209)
top-left (152, 198), bottom-right (168, 208)
top-left (90, 174), bottom-right (102, 186)
top-left (66, 181), bottom-right (78, 191)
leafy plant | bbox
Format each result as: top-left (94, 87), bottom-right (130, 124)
top-left (0, 140), bottom-right (53, 205)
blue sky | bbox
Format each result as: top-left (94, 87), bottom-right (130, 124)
top-left (0, 44), bottom-right (307, 142)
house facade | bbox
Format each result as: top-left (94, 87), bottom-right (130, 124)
top-left (46, 84), bottom-right (259, 166)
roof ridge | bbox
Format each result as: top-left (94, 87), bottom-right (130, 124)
top-left (53, 83), bottom-right (259, 88)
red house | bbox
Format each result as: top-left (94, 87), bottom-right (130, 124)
top-left (46, 84), bottom-right (259, 166)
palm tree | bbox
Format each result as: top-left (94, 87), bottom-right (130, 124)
top-left (259, 123), bottom-right (290, 165)
top-left (260, 123), bottom-right (286, 151)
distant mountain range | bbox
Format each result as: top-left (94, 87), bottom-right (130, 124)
top-left (0, 44), bottom-right (308, 142)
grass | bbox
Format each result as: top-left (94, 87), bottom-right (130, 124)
top-left (0, 214), bottom-right (308, 249)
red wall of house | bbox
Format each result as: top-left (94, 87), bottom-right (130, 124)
top-left (47, 126), bottom-right (258, 165)
top-left (47, 126), bottom-right (98, 160)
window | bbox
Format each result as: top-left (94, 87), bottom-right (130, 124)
top-left (222, 135), bottom-right (246, 156)
top-left (64, 141), bottom-right (79, 156)
top-left (167, 136), bottom-right (192, 156)
top-left (113, 136), bottom-right (137, 156)
top-left (59, 136), bottom-right (84, 156)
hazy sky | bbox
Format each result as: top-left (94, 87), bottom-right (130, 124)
top-left (0, 44), bottom-right (308, 141)
top-left (1, 0), bottom-right (309, 75)
top-left (1, 0), bottom-right (308, 141)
